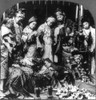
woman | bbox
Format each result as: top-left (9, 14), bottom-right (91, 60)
top-left (82, 21), bottom-right (95, 75)
top-left (5, 16), bottom-right (38, 97)
top-left (37, 16), bottom-right (55, 62)
top-left (21, 16), bottom-right (37, 66)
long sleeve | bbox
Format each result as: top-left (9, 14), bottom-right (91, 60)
top-left (90, 27), bottom-right (95, 52)
top-left (54, 27), bottom-right (59, 44)
top-left (37, 24), bottom-right (45, 48)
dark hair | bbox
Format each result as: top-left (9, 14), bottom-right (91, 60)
top-left (55, 8), bottom-right (66, 17)
top-left (2, 19), bottom-right (8, 24)
top-left (66, 26), bottom-right (72, 32)
top-left (55, 8), bottom-right (62, 13)
top-left (14, 8), bottom-right (25, 17)
top-left (81, 18), bottom-right (90, 25)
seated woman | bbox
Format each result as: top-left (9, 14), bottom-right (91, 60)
top-left (4, 16), bottom-right (38, 97)
top-left (21, 16), bottom-right (37, 66)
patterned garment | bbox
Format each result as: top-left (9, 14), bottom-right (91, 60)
top-left (7, 64), bottom-right (33, 94)
top-left (83, 26), bottom-right (95, 52)
top-left (1, 24), bottom-right (16, 53)
top-left (83, 26), bottom-right (95, 75)
top-left (13, 18), bottom-right (23, 45)
top-left (0, 25), bottom-right (16, 79)
top-left (21, 26), bottom-right (37, 66)
top-left (0, 44), bottom-right (8, 79)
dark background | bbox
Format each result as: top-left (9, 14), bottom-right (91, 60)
top-left (0, 0), bottom-right (95, 28)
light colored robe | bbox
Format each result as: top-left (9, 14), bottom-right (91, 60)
top-left (37, 23), bottom-right (53, 61)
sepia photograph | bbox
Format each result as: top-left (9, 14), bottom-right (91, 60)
top-left (0, 0), bottom-right (96, 99)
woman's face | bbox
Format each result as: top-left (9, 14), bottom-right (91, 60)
top-left (47, 20), bottom-right (53, 27)
top-left (66, 27), bottom-right (71, 34)
top-left (83, 22), bottom-right (90, 29)
top-left (56, 14), bottom-right (64, 21)
top-left (29, 21), bottom-right (37, 29)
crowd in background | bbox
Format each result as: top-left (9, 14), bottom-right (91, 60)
top-left (0, 7), bottom-right (95, 98)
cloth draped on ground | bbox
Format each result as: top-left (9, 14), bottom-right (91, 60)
top-left (6, 60), bottom-right (56, 94)
top-left (6, 64), bottom-right (34, 94)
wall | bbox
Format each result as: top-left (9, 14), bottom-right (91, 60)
top-left (0, 0), bottom-right (96, 27)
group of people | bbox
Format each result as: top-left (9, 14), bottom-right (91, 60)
top-left (0, 8), bottom-right (95, 98)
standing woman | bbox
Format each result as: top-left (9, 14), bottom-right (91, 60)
top-left (37, 16), bottom-right (56, 62)
top-left (0, 18), bottom-right (15, 96)
top-left (21, 16), bottom-right (37, 66)
top-left (82, 21), bottom-right (95, 75)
